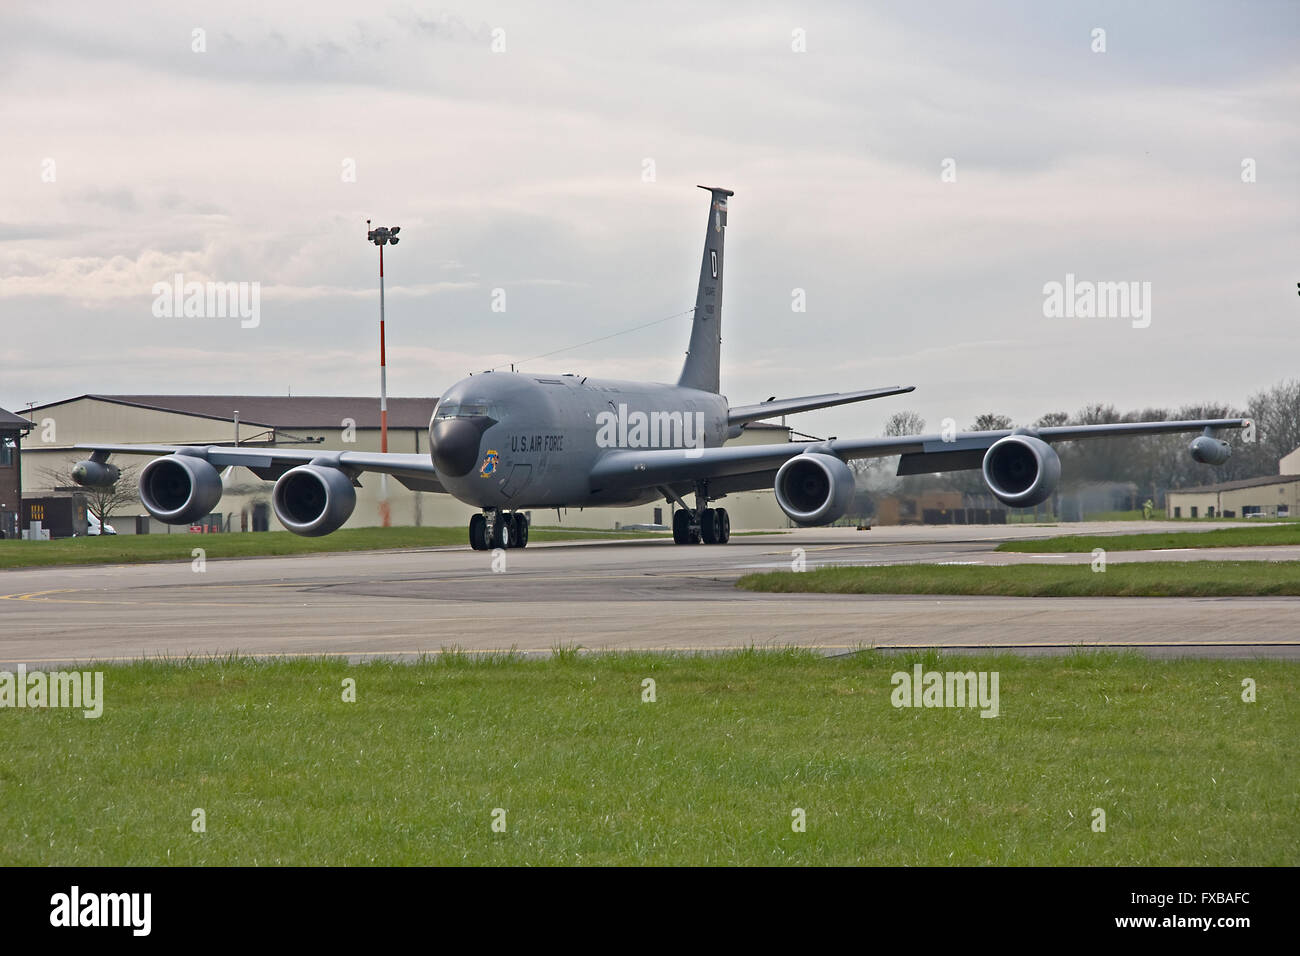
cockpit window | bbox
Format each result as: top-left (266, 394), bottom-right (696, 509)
top-left (434, 401), bottom-right (498, 420)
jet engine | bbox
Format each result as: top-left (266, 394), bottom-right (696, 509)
top-left (1189, 434), bottom-right (1231, 466)
top-left (272, 464), bottom-right (356, 537)
top-left (981, 434), bottom-right (1061, 508)
top-left (138, 454), bottom-right (224, 524)
top-left (774, 453), bottom-right (856, 526)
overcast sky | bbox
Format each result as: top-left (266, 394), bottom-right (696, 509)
top-left (2, 0), bottom-right (1297, 439)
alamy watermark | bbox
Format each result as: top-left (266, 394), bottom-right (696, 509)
top-left (1042, 273), bottom-right (1151, 329)
top-left (151, 273), bottom-right (260, 328)
top-left (596, 403), bottom-right (705, 456)
top-left (0, 665), bottom-right (104, 718)
top-left (50, 886), bottom-right (150, 936)
top-left (891, 665), bottom-right (999, 718)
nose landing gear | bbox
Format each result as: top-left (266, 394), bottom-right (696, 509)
top-left (469, 510), bottom-right (530, 550)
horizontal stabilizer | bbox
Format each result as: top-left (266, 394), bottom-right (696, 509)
top-left (727, 386), bottom-right (914, 427)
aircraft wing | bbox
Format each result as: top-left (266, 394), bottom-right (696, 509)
top-left (727, 386), bottom-right (915, 426)
top-left (74, 443), bottom-right (448, 494)
top-left (588, 418), bottom-right (1248, 492)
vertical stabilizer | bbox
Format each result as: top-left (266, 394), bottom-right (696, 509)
top-left (677, 185), bottom-right (733, 393)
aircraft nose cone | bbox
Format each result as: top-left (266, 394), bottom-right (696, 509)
top-left (430, 418), bottom-right (486, 477)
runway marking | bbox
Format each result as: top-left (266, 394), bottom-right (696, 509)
top-left (307, 571), bottom-right (741, 588)
top-left (0, 589), bottom-right (378, 609)
top-left (761, 545), bottom-right (871, 555)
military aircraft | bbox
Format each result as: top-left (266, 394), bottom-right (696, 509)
top-left (74, 186), bottom-right (1245, 549)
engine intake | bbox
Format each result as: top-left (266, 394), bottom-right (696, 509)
top-left (139, 455), bottom-right (223, 524)
top-left (272, 464), bottom-right (356, 537)
top-left (981, 435), bottom-right (1061, 508)
top-left (774, 453), bottom-right (856, 526)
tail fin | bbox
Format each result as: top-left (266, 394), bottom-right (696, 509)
top-left (677, 185), bottom-right (733, 394)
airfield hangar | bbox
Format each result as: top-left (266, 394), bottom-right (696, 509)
top-left (1165, 448), bottom-right (1300, 519)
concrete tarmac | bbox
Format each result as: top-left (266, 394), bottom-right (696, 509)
top-left (2, 523), bottom-right (1297, 664)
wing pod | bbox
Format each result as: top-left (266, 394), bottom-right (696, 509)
top-left (1189, 434), bottom-right (1231, 466)
top-left (71, 460), bottom-right (121, 487)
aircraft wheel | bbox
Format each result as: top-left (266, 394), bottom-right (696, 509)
top-left (700, 508), bottom-right (720, 544)
top-left (491, 513), bottom-right (512, 549)
top-left (469, 514), bottom-right (488, 550)
top-left (716, 508), bottom-right (731, 543)
top-left (672, 509), bottom-right (691, 544)
top-left (513, 513), bottom-right (529, 548)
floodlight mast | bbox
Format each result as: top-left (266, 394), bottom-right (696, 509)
top-left (366, 220), bottom-right (401, 527)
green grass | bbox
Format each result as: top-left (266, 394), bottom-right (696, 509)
top-left (998, 524), bottom-right (1300, 553)
top-left (736, 561), bottom-right (1300, 597)
top-left (0, 525), bottom-right (667, 569)
top-left (0, 651), bottom-right (1293, 865)
top-left (1079, 509), bottom-right (1166, 522)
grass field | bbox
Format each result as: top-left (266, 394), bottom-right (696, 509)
top-left (1077, 510), bottom-right (1166, 522)
top-left (0, 650), bottom-right (1293, 865)
top-left (0, 525), bottom-right (668, 570)
top-left (736, 561), bottom-right (1300, 597)
top-left (998, 524), bottom-right (1300, 553)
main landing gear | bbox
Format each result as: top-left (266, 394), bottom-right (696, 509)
top-left (671, 482), bottom-right (731, 545)
top-left (469, 510), bottom-right (530, 550)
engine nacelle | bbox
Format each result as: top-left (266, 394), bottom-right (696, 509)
top-left (139, 454), bottom-right (223, 524)
top-left (1190, 435), bottom-right (1231, 466)
top-left (272, 464), bottom-right (356, 537)
top-left (981, 434), bottom-right (1061, 508)
top-left (71, 460), bottom-right (121, 487)
top-left (774, 453), bottom-right (856, 526)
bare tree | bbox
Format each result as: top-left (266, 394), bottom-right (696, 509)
top-left (884, 410), bottom-right (926, 437)
top-left (850, 409), bottom-right (927, 487)
top-left (39, 458), bottom-right (140, 534)
top-left (968, 413), bottom-right (1012, 431)
top-left (1033, 411), bottom-right (1069, 429)
top-left (1248, 379), bottom-right (1300, 466)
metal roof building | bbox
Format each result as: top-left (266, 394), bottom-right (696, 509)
top-left (1165, 451), bottom-right (1300, 519)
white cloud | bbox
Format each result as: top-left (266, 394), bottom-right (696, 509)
top-left (0, 0), bottom-right (1296, 430)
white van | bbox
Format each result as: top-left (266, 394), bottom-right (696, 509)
top-left (87, 513), bottom-right (117, 535)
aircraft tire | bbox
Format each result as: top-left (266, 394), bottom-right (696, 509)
top-left (672, 509), bottom-right (691, 544)
top-left (513, 513), bottom-right (529, 548)
top-left (716, 508), bottom-right (731, 543)
top-left (491, 514), bottom-right (512, 549)
top-left (700, 508), bottom-right (719, 544)
top-left (469, 514), bottom-right (488, 550)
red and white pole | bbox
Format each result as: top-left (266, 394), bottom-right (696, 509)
top-left (379, 242), bottom-right (388, 454)
top-left (377, 238), bottom-right (391, 527)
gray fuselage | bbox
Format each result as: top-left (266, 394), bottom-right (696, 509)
top-left (428, 372), bottom-right (730, 510)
